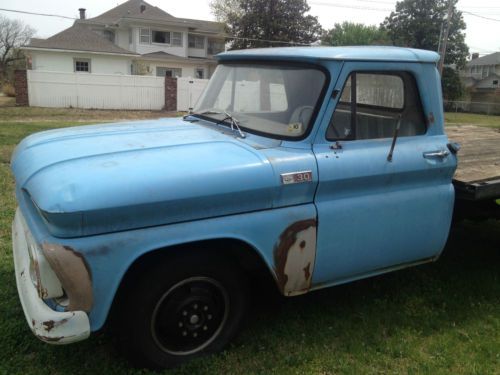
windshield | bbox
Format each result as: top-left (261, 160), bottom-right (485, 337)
top-left (193, 63), bottom-right (327, 139)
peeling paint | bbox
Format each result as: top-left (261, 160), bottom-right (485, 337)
top-left (428, 112), bottom-right (435, 126)
top-left (274, 219), bottom-right (317, 296)
top-left (42, 244), bottom-right (93, 312)
top-left (43, 318), bottom-right (69, 332)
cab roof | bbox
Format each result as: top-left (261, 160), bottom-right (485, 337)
top-left (216, 46), bottom-right (440, 64)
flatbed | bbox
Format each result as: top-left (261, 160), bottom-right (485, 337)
top-left (448, 125), bottom-right (500, 201)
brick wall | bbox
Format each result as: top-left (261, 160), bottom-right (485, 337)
top-left (164, 76), bottom-right (177, 111)
top-left (14, 69), bottom-right (29, 106)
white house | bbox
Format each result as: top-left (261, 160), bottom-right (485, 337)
top-left (23, 0), bottom-right (226, 79)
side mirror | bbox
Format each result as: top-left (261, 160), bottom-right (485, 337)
top-left (447, 142), bottom-right (461, 154)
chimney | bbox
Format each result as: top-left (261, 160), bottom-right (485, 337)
top-left (78, 8), bottom-right (86, 19)
top-left (471, 52), bottom-right (479, 60)
top-left (140, 4), bottom-right (146, 13)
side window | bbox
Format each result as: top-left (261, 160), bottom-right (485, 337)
top-left (327, 72), bottom-right (426, 140)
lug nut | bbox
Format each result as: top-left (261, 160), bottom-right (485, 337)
top-left (193, 332), bottom-right (198, 338)
top-left (203, 325), bottom-right (208, 331)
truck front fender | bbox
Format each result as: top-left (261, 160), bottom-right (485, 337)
top-left (71, 204), bottom-right (318, 331)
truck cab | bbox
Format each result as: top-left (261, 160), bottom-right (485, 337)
top-left (11, 47), bottom-right (458, 369)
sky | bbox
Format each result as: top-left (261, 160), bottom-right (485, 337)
top-left (1, 0), bottom-right (499, 55)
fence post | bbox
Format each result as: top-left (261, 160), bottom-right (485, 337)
top-left (14, 69), bottom-right (29, 106)
top-left (164, 76), bottom-right (177, 111)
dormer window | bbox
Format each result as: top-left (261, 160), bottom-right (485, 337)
top-left (103, 30), bottom-right (115, 43)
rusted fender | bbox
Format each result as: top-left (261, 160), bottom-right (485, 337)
top-left (274, 219), bottom-right (317, 296)
top-left (42, 243), bottom-right (93, 312)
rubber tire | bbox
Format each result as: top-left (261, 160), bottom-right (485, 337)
top-left (115, 253), bottom-right (248, 370)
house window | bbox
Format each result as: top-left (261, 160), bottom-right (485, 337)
top-left (208, 39), bottom-right (224, 55)
top-left (172, 32), bottom-right (183, 46)
top-left (74, 58), bottom-right (91, 73)
top-left (156, 67), bottom-right (182, 78)
top-left (128, 29), bottom-right (132, 44)
top-left (482, 66), bottom-right (489, 79)
top-left (103, 30), bottom-right (115, 43)
top-left (327, 72), bottom-right (426, 140)
top-left (195, 68), bottom-right (204, 79)
top-left (140, 28), bottom-right (150, 44)
top-left (188, 34), bottom-right (205, 49)
top-left (493, 80), bottom-right (499, 86)
top-left (152, 30), bottom-right (171, 44)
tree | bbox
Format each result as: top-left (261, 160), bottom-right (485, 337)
top-left (321, 22), bottom-right (390, 46)
top-left (441, 66), bottom-right (464, 101)
top-left (0, 15), bottom-right (35, 82)
top-left (210, 0), bottom-right (322, 49)
top-left (381, 0), bottom-right (468, 68)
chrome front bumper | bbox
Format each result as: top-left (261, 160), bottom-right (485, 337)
top-left (12, 208), bottom-right (90, 344)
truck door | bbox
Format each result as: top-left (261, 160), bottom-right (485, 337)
top-left (312, 62), bottom-right (457, 286)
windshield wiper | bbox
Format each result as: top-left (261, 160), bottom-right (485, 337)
top-left (183, 110), bottom-right (222, 122)
top-left (191, 110), bottom-right (246, 138)
top-left (215, 111), bottom-right (246, 138)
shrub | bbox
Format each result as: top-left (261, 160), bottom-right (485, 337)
top-left (2, 83), bottom-right (15, 97)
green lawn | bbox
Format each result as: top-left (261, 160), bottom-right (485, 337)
top-left (0, 108), bottom-right (499, 374)
top-left (445, 112), bottom-right (500, 128)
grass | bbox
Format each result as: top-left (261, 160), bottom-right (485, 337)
top-left (445, 112), bottom-right (500, 128)
top-left (0, 96), bottom-right (15, 108)
top-left (0, 107), bottom-right (499, 374)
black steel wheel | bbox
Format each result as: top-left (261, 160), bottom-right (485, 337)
top-left (116, 253), bottom-right (248, 369)
top-left (151, 276), bottom-right (229, 355)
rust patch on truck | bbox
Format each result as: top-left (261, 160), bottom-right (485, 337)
top-left (42, 318), bottom-right (69, 332)
top-left (42, 244), bottom-right (93, 312)
top-left (274, 219), bottom-right (317, 296)
top-left (29, 257), bottom-right (47, 299)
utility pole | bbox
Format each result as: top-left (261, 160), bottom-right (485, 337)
top-left (438, 0), bottom-right (454, 74)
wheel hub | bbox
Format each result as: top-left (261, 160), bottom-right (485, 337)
top-left (151, 277), bottom-right (229, 355)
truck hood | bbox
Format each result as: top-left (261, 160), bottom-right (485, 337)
top-left (11, 118), bottom-right (279, 237)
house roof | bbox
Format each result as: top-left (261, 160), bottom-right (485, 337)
top-left (139, 51), bottom-right (215, 64)
top-left (473, 73), bottom-right (500, 89)
top-left (466, 52), bottom-right (500, 67)
top-left (82, 0), bottom-right (225, 35)
top-left (25, 23), bottom-right (138, 56)
top-left (84, 0), bottom-right (175, 24)
top-left (217, 46), bottom-right (440, 64)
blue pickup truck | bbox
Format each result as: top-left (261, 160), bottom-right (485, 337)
top-left (10, 46), bottom-right (500, 369)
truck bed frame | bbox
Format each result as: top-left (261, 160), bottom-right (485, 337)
top-left (448, 125), bottom-right (500, 201)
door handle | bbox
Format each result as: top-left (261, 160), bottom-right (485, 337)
top-left (423, 150), bottom-right (450, 159)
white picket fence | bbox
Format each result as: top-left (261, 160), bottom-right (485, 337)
top-left (177, 77), bottom-right (209, 111)
top-left (27, 70), bottom-right (165, 110)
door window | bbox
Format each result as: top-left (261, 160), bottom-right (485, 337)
top-left (327, 72), bottom-right (426, 140)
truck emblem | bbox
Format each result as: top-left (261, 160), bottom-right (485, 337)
top-left (280, 171), bottom-right (313, 185)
